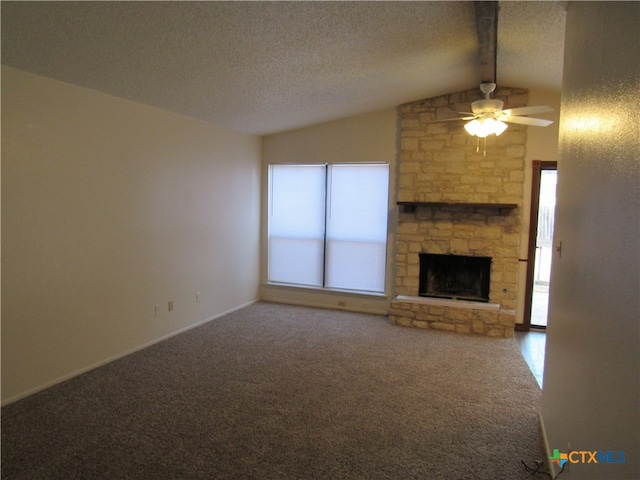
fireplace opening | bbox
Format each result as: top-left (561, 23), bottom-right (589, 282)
top-left (419, 253), bottom-right (491, 302)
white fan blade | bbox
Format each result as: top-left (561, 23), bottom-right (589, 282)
top-left (502, 116), bottom-right (553, 127)
top-left (424, 116), bottom-right (475, 124)
top-left (502, 105), bottom-right (554, 116)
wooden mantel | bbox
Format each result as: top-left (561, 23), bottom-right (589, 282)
top-left (397, 201), bottom-right (518, 213)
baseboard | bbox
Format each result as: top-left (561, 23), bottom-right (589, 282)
top-left (263, 298), bottom-right (389, 316)
top-left (260, 284), bottom-right (390, 315)
top-left (539, 412), bottom-right (556, 476)
top-left (1, 300), bottom-right (257, 406)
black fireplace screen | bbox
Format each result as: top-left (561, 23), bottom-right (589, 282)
top-left (419, 253), bottom-right (491, 302)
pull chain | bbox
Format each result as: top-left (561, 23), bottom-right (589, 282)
top-left (475, 137), bottom-right (488, 156)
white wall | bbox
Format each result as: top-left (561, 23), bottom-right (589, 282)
top-left (541, 3), bottom-right (639, 479)
top-left (1, 67), bottom-right (262, 403)
top-left (260, 109), bottom-right (398, 314)
top-left (526, 90), bottom-right (561, 163)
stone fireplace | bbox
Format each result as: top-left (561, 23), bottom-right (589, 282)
top-left (389, 87), bottom-right (528, 338)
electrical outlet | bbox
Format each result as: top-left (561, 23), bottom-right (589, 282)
top-left (168, 300), bottom-right (174, 312)
top-left (154, 304), bottom-right (161, 317)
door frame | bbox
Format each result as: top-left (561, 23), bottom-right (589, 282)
top-left (518, 160), bottom-right (557, 331)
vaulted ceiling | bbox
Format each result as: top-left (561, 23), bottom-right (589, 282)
top-left (1, 1), bottom-right (566, 135)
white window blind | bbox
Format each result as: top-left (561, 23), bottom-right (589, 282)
top-left (325, 164), bottom-right (389, 292)
top-left (268, 165), bottom-right (326, 287)
top-left (268, 163), bottom-right (389, 293)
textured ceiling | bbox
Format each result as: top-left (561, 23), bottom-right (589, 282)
top-left (1, 1), bottom-right (566, 135)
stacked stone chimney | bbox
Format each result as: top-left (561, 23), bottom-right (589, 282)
top-left (390, 87), bottom-right (528, 338)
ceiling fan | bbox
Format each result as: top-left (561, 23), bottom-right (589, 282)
top-left (458, 82), bottom-right (554, 138)
top-left (447, 3), bottom-right (554, 140)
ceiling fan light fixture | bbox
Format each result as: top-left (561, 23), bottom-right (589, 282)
top-left (464, 119), bottom-right (482, 136)
top-left (492, 119), bottom-right (508, 136)
top-left (464, 117), bottom-right (508, 137)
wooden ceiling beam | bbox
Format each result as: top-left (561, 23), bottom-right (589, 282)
top-left (474, 1), bottom-right (499, 84)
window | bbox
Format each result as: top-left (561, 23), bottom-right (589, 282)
top-left (268, 164), bottom-right (389, 293)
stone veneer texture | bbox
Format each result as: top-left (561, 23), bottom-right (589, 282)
top-left (391, 87), bottom-right (528, 338)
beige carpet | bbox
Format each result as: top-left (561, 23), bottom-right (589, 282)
top-left (2, 302), bottom-right (547, 479)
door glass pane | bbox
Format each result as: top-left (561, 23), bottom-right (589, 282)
top-left (531, 170), bottom-right (557, 327)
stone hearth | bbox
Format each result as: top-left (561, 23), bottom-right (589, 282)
top-left (390, 87), bottom-right (528, 338)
